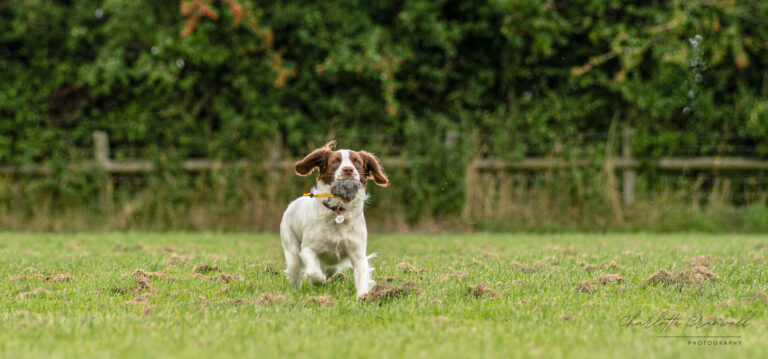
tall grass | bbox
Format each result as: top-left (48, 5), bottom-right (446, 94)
top-left (1, 165), bottom-right (767, 232)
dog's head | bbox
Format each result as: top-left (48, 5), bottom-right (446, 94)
top-left (294, 141), bottom-right (389, 189)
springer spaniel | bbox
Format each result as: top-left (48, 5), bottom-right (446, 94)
top-left (280, 141), bottom-right (388, 298)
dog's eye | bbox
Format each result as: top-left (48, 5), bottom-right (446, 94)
top-left (354, 159), bottom-right (361, 164)
top-left (332, 159), bottom-right (340, 165)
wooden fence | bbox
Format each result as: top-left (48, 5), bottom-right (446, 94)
top-left (2, 130), bottom-right (768, 207)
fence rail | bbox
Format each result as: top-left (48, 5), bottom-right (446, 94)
top-left (1, 131), bottom-right (767, 206)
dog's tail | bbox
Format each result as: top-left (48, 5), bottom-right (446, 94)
top-left (367, 253), bottom-right (377, 272)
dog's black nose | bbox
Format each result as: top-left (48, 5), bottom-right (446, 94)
top-left (342, 166), bottom-right (354, 177)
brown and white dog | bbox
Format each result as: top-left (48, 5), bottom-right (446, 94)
top-left (280, 141), bottom-right (388, 298)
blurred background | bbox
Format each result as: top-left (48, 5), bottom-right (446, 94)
top-left (1, 0), bottom-right (767, 232)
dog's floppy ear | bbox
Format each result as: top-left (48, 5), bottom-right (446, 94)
top-left (360, 150), bottom-right (388, 187)
top-left (294, 141), bottom-right (336, 176)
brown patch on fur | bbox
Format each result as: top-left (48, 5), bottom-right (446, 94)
top-left (576, 281), bottom-right (596, 294)
top-left (468, 282), bottom-right (496, 298)
top-left (362, 281), bottom-right (420, 302)
top-left (18, 288), bottom-right (51, 298)
top-left (595, 273), bottom-right (625, 284)
top-left (125, 293), bottom-right (151, 305)
top-left (194, 264), bottom-right (219, 274)
top-left (359, 150), bottom-right (388, 187)
top-left (304, 295), bottom-right (334, 306)
top-left (294, 142), bottom-right (335, 181)
top-left (439, 270), bottom-right (467, 281)
top-left (258, 292), bottom-right (284, 304)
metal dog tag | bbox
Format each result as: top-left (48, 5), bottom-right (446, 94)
top-left (334, 213), bottom-right (345, 224)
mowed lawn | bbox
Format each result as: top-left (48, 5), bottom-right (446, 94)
top-left (1, 233), bottom-right (767, 359)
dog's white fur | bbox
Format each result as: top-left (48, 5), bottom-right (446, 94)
top-left (280, 149), bottom-right (380, 298)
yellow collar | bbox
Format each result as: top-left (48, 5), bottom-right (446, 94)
top-left (302, 192), bottom-right (335, 198)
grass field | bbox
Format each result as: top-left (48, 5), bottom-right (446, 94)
top-left (1, 232), bottom-right (767, 358)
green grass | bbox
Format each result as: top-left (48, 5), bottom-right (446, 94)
top-left (1, 233), bottom-right (767, 358)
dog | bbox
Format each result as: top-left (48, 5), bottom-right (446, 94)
top-left (280, 141), bottom-right (389, 298)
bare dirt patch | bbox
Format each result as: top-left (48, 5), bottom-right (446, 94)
top-left (468, 282), bottom-right (497, 298)
top-left (482, 251), bottom-right (501, 259)
top-left (304, 295), bottom-right (334, 306)
top-left (259, 261), bottom-right (282, 275)
top-left (439, 270), bottom-right (467, 281)
top-left (374, 275), bottom-right (399, 283)
top-left (595, 273), bottom-right (625, 284)
top-left (362, 281), bottom-right (420, 303)
top-left (747, 292), bottom-right (768, 305)
top-left (113, 270), bottom-right (156, 295)
top-left (195, 264), bottom-right (219, 274)
top-left (125, 293), bottom-right (151, 305)
top-left (114, 243), bottom-right (145, 252)
top-left (621, 250), bottom-right (644, 259)
top-left (46, 273), bottom-right (72, 282)
top-left (685, 255), bottom-right (711, 267)
top-left (213, 273), bottom-right (243, 283)
top-left (396, 262), bottom-right (425, 273)
top-left (645, 269), bottom-right (674, 285)
top-left (690, 266), bottom-right (719, 281)
top-left (509, 261), bottom-right (544, 274)
top-left (576, 281), bottom-right (596, 294)
top-left (18, 288), bottom-right (51, 298)
top-left (166, 253), bottom-right (184, 265)
top-left (258, 292), bottom-right (284, 304)
top-left (645, 267), bottom-right (720, 288)
top-left (602, 260), bottom-right (624, 270)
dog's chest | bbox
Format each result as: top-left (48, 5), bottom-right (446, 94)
top-left (303, 217), bottom-right (361, 263)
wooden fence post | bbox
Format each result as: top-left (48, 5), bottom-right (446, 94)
top-left (622, 127), bottom-right (636, 206)
top-left (93, 131), bottom-right (114, 214)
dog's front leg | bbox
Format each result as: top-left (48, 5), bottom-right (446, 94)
top-left (349, 250), bottom-right (372, 299)
top-left (300, 247), bottom-right (326, 286)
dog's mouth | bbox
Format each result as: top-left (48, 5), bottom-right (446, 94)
top-left (330, 178), bottom-right (362, 202)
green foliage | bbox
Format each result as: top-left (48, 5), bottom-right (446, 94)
top-left (1, 0), bottom-right (768, 226)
